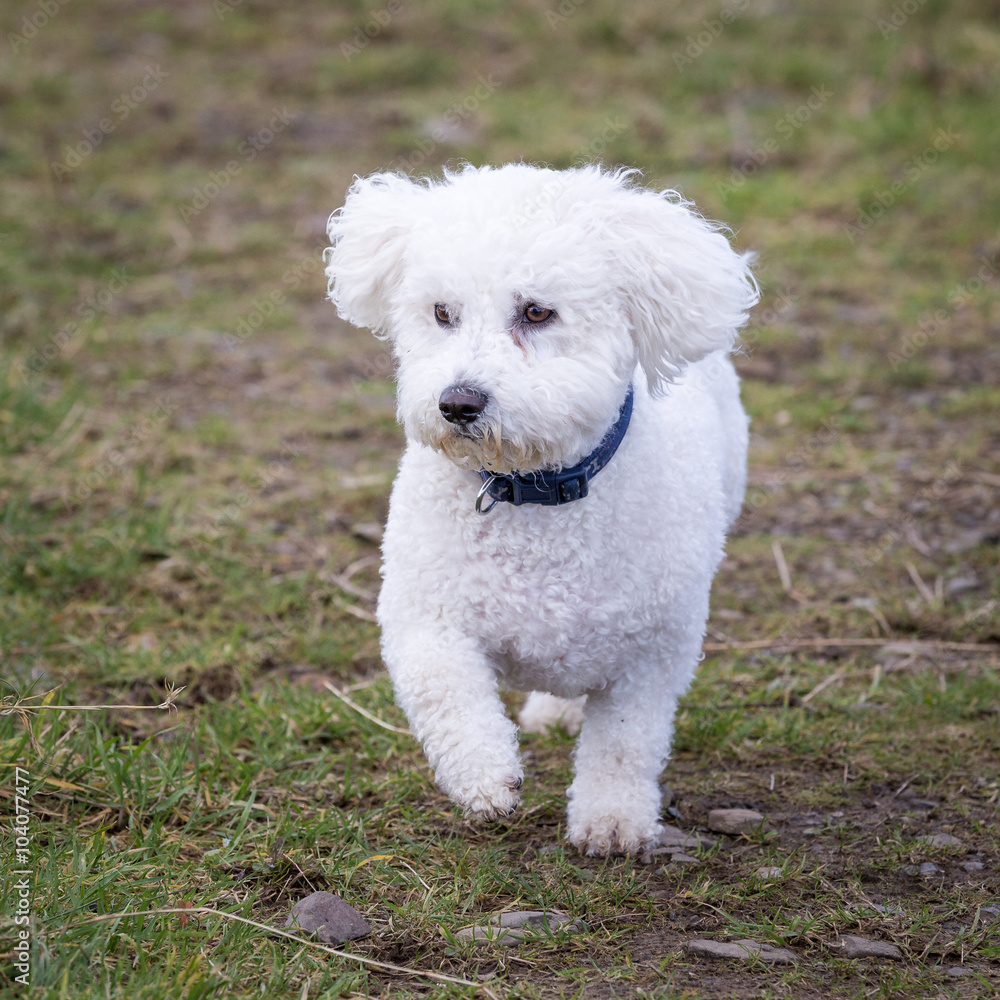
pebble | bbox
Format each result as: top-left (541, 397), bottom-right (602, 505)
top-left (351, 521), bottom-right (384, 544)
top-left (285, 891), bottom-right (371, 945)
top-left (707, 808), bottom-right (766, 836)
top-left (639, 826), bottom-right (715, 864)
top-left (946, 966), bottom-right (971, 978)
top-left (456, 910), bottom-right (583, 946)
top-left (960, 861), bottom-right (985, 872)
top-left (686, 938), bottom-right (797, 964)
top-left (668, 853), bottom-right (700, 865)
top-left (917, 833), bottom-right (963, 849)
top-left (903, 862), bottom-right (941, 876)
top-left (831, 935), bottom-right (902, 960)
top-left (980, 904), bottom-right (999, 924)
top-left (754, 866), bottom-right (783, 879)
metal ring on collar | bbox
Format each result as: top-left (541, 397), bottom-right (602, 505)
top-left (475, 475), bottom-right (500, 515)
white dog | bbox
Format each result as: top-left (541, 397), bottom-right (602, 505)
top-left (325, 164), bottom-right (757, 856)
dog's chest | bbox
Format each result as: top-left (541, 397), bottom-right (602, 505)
top-left (458, 507), bottom-right (661, 689)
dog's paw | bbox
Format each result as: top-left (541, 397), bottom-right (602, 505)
top-left (567, 814), bottom-right (663, 857)
top-left (439, 763), bottom-right (524, 821)
top-left (518, 691), bottom-right (586, 736)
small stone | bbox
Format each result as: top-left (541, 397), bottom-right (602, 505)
top-left (639, 825), bottom-right (715, 863)
top-left (918, 862), bottom-right (941, 876)
top-left (660, 824), bottom-right (717, 849)
top-left (707, 808), bottom-right (766, 836)
top-left (669, 853), bottom-right (700, 865)
top-left (908, 799), bottom-right (939, 809)
top-left (946, 966), bottom-right (970, 978)
top-left (285, 891), bottom-right (370, 945)
top-left (456, 910), bottom-right (582, 946)
top-left (960, 861), bottom-right (985, 872)
top-left (686, 938), bottom-right (796, 964)
top-left (754, 866), bottom-right (783, 879)
top-left (831, 935), bottom-right (902, 960)
top-left (980, 904), bottom-right (1000, 924)
top-left (916, 833), bottom-right (963, 849)
top-left (351, 522), bottom-right (384, 544)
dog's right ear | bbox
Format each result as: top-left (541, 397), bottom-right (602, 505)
top-left (325, 173), bottom-right (420, 337)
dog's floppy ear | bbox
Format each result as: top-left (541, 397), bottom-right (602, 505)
top-left (325, 173), bottom-right (422, 337)
top-left (603, 183), bottom-right (758, 395)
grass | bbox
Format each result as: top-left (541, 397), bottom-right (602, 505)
top-left (2, 0), bottom-right (1000, 996)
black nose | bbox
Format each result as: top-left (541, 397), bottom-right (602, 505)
top-left (439, 385), bottom-right (489, 425)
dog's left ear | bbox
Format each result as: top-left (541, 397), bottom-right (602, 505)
top-left (325, 173), bottom-right (423, 337)
top-left (601, 184), bottom-right (759, 395)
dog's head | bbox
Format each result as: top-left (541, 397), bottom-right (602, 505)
top-left (325, 164), bottom-right (757, 474)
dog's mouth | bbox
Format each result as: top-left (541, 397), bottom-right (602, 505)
top-left (433, 417), bottom-right (549, 475)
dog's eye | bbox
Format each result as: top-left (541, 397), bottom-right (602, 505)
top-left (434, 303), bottom-right (453, 326)
top-left (523, 304), bottom-right (553, 324)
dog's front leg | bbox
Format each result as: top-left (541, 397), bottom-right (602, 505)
top-left (566, 662), bottom-right (687, 857)
top-left (383, 626), bottom-right (522, 819)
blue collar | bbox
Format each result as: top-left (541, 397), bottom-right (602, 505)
top-left (475, 385), bottom-right (634, 514)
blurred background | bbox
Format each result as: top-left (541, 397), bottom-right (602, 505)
top-left (1, 1), bottom-right (999, 993)
top-left (2, 0), bottom-right (998, 683)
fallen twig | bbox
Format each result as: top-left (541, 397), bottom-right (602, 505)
top-left (79, 906), bottom-right (498, 999)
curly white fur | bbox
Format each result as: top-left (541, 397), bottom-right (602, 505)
top-left (325, 164), bottom-right (757, 856)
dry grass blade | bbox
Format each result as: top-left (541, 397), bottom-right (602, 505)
top-left (905, 561), bottom-right (937, 605)
top-left (80, 906), bottom-right (499, 999)
top-left (770, 539), bottom-right (807, 603)
top-left (323, 682), bottom-right (411, 736)
top-left (702, 637), bottom-right (999, 654)
top-left (0, 686), bottom-right (185, 715)
top-left (801, 669), bottom-right (847, 704)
